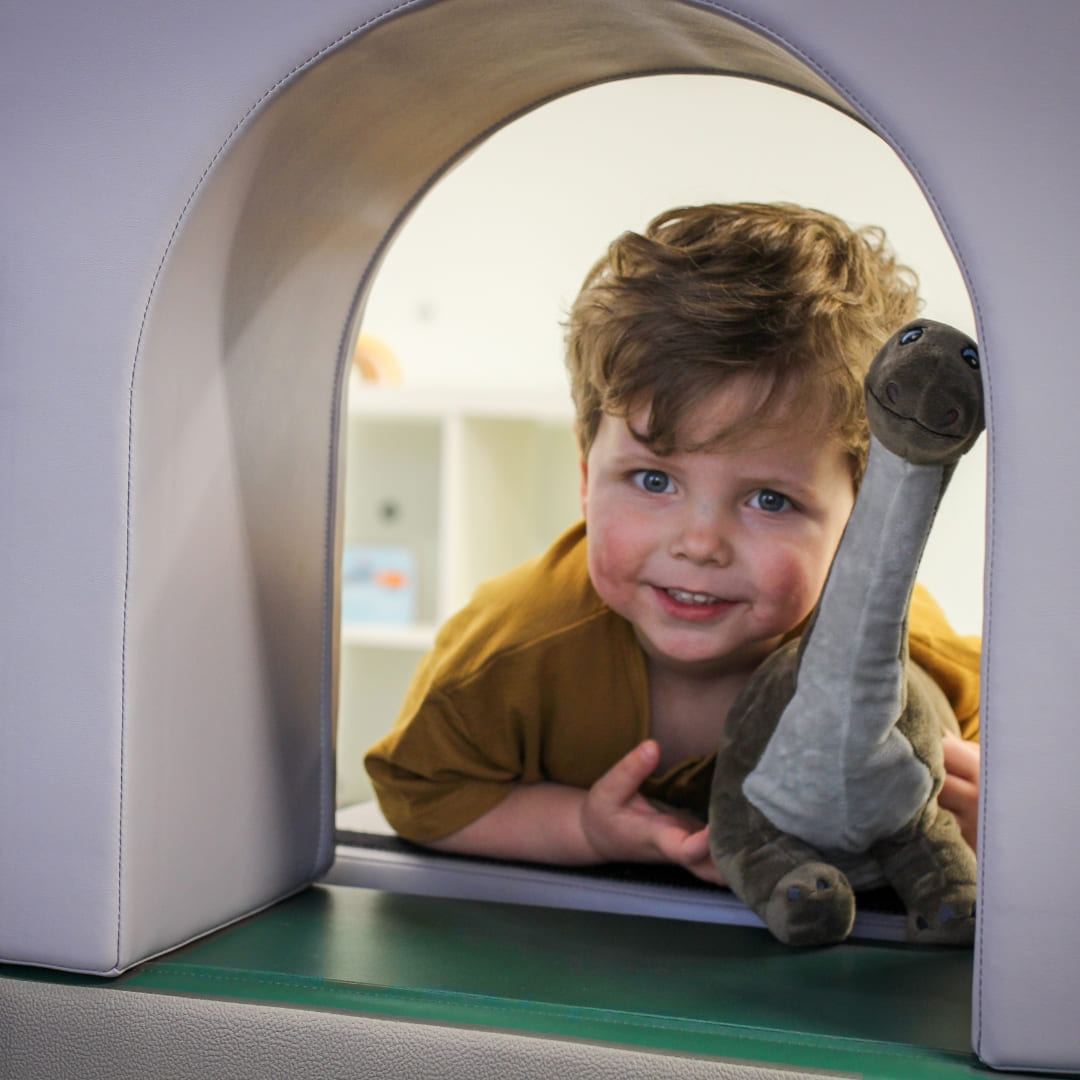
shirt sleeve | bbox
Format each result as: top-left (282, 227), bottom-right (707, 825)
top-left (364, 595), bottom-right (648, 844)
top-left (365, 681), bottom-right (525, 844)
top-left (908, 584), bottom-right (982, 741)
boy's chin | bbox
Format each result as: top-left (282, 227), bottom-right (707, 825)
top-left (642, 637), bottom-right (757, 675)
top-left (639, 626), bottom-right (785, 676)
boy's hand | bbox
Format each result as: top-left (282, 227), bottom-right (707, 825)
top-left (581, 739), bottom-right (724, 885)
top-left (939, 731), bottom-right (980, 850)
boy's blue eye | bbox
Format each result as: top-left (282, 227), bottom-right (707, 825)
top-left (635, 469), bottom-right (673, 494)
top-left (751, 489), bottom-right (789, 513)
top-left (899, 327), bottom-right (924, 345)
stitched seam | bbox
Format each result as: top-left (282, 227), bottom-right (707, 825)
top-left (118, 0), bottom-right (435, 966)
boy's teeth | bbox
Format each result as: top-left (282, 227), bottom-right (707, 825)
top-left (666, 587), bottom-right (721, 605)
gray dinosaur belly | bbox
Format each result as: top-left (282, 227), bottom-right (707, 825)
top-left (740, 658), bottom-right (954, 855)
top-left (742, 705), bottom-right (933, 854)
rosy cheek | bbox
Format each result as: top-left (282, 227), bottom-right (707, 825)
top-left (759, 552), bottom-right (820, 623)
top-left (587, 521), bottom-right (641, 604)
top-left (797, 559), bottom-right (834, 617)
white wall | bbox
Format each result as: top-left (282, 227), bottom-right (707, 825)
top-left (361, 74), bottom-right (984, 634)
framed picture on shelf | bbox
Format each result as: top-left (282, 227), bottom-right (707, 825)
top-left (341, 543), bottom-right (417, 627)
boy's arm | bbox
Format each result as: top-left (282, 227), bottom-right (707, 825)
top-left (428, 739), bottom-right (723, 885)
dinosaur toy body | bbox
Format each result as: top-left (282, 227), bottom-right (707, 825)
top-left (708, 320), bottom-right (984, 946)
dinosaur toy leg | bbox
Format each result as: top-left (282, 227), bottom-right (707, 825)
top-left (870, 806), bottom-right (976, 945)
top-left (711, 793), bottom-right (855, 947)
top-left (710, 648), bottom-right (854, 946)
top-left (868, 666), bottom-right (978, 945)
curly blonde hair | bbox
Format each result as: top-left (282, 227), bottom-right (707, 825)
top-left (565, 203), bottom-right (920, 483)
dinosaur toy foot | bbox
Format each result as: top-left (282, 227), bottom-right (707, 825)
top-left (764, 862), bottom-right (855, 947)
top-left (906, 895), bottom-right (976, 946)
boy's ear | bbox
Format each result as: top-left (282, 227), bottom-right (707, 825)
top-left (574, 422), bottom-right (589, 517)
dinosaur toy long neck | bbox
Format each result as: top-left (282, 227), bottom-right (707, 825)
top-left (802, 435), bottom-right (948, 705)
top-left (740, 435), bottom-right (951, 853)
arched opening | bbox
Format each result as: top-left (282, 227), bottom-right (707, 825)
top-left (335, 72), bottom-right (984, 817)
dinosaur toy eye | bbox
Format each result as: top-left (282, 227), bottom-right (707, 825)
top-left (961, 346), bottom-right (980, 369)
top-left (899, 327), bottom-right (924, 345)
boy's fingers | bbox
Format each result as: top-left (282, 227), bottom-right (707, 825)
top-left (659, 825), bottom-right (726, 885)
top-left (939, 773), bottom-right (978, 810)
top-left (938, 771), bottom-right (978, 849)
top-left (652, 820), bottom-right (696, 862)
top-left (654, 820), bottom-right (705, 862)
top-left (591, 740), bottom-right (660, 808)
top-left (677, 824), bottom-right (711, 862)
top-left (941, 732), bottom-right (980, 782)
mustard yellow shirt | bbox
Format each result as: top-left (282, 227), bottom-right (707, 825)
top-left (365, 521), bottom-right (981, 844)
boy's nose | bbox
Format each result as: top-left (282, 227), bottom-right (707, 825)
top-left (670, 503), bottom-right (734, 565)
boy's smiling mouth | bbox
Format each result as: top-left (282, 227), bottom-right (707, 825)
top-left (664, 587), bottom-right (723, 606)
top-left (652, 585), bottom-right (737, 621)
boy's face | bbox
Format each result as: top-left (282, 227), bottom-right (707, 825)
top-left (580, 378), bottom-right (855, 679)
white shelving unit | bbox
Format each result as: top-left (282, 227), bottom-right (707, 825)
top-left (336, 373), bottom-right (582, 806)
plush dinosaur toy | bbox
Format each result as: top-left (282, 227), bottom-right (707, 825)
top-left (708, 319), bottom-right (984, 947)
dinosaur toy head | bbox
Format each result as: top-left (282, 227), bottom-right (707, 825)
top-left (865, 319), bottom-right (985, 466)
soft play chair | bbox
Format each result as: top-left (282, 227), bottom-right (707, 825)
top-left (2, 1), bottom-right (1078, 1073)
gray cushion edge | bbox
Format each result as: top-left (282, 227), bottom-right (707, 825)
top-left (0, 974), bottom-right (842, 1080)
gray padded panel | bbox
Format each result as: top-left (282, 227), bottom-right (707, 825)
top-left (0, 977), bottom-right (834, 1080)
top-left (2, 0), bottom-right (1079, 1072)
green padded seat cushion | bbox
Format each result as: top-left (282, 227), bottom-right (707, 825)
top-left (4, 884), bottom-right (1069, 1078)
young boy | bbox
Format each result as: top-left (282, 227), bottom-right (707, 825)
top-left (365, 203), bottom-right (981, 884)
